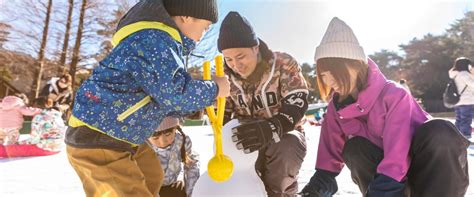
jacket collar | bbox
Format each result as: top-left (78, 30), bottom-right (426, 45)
top-left (111, 0), bottom-right (196, 55)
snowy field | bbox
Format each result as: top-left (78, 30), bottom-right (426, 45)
top-left (1, 120), bottom-right (474, 196)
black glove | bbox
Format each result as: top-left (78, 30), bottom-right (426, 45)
top-left (231, 118), bottom-right (282, 153)
top-left (367, 174), bottom-right (405, 197)
top-left (300, 169), bottom-right (339, 197)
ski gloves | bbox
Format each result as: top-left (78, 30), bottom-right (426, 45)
top-left (300, 169), bottom-right (339, 197)
top-left (367, 174), bottom-right (405, 197)
top-left (231, 118), bottom-right (283, 153)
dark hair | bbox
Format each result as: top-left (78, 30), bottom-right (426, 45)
top-left (151, 126), bottom-right (190, 164)
top-left (34, 97), bottom-right (53, 109)
top-left (453, 57), bottom-right (471, 72)
top-left (151, 126), bottom-right (178, 137)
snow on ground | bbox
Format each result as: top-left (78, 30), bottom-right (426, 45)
top-left (1, 120), bottom-right (474, 196)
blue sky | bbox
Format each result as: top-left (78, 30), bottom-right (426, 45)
top-left (191, 0), bottom-right (474, 66)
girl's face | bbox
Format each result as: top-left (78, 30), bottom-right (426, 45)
top-left (320, 66), bottom-right (359, 96)
top-left (320, 71), bottom-right (341, 93)
top-left (316, 58), bottom-right (368, 101)
top-left (222, 46), bottom-right (259, 78)
top-left (148, 127), bottom-right (177, 148)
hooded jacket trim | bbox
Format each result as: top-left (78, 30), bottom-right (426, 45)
top-left (69, 115), bottom-right (138, 146)
top-left (112, 21), bottom-right (182, 47)
top-left (261, 53), bottom-right (277, 117)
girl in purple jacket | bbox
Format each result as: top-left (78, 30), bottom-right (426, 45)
top-left (300, 17), bottom-right (469, 197)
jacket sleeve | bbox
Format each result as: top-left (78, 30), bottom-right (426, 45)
top-left (315, 103), bottom-right (346, 173)
top-left (377, 89), bottom-right (422, 182)
top-left (183, 135), bottom-right (200, 196)
top-left (128, 31), bottom-right (219, 115)
top-left (274, 57), bottom-right (309, 132)
top-left (19, 106), bottom-right (42, 116)
top-left (223, 98), bottom-right (236, 125)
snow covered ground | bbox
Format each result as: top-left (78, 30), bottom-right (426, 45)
top-left (1, 121), bottom-right (474, 196)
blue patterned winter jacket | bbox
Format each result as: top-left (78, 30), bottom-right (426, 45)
top-left (69, 22), bottom-right (218, 145)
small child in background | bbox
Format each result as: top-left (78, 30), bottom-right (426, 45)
top-left (0, 95), bottom-right (42, 145)
top-left (22, 97), bottom-right (66, 151)
top-left (148, 117), bottom-right (200, 197)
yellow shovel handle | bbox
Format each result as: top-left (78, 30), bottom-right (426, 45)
top-left (215, 56), bottom-right (226, 127)
top-left (203, 61), bottom-right (217, 122)
top-left (215, 56), bottom-right (225, 155)
top-left (202, 56), bottom-right (226, 155)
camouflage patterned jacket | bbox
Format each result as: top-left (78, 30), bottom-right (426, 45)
top-left (224, 48), bottom-right (309, 132)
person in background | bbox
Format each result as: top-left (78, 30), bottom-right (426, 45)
top-left (448, 57), bottom-right (474, 139)
top-left (0, 95), bottom-right (41, 145)
top-left (148, 117), bottom-right (199, 197)
top-left (39, 74), bottom-right (73, 113)
top-left (20, 97), bottom-right (66, 151)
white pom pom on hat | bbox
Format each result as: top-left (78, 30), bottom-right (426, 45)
top-left (314, 17), bottom-right (367, 64)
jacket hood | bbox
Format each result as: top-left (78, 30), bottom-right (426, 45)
top-left (0, 96), bottom-right (25, 110)
top-left (116, 0), bottom-right (178, 33)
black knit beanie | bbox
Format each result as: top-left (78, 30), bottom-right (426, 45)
top-left (218, 11), bottom-right (259, 52)
top-left (163, 0), bottom-right (218, 23)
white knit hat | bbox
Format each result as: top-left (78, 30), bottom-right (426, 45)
top-left (156, 117), bottom-right (180, 132)
top-left (314, 17), bottom-right (367, 63)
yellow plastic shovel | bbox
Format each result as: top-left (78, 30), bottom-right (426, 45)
top-left (203, 56), bottom-right (233, 182)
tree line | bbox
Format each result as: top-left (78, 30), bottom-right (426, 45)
top-left (0, 2), bottom-right (473, 112)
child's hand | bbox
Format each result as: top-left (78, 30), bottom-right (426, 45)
top-left (214, 75), bottom-right (230, 98)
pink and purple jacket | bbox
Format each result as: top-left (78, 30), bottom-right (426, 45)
top-left (315, 58), bottom-right (430, 182)
top-left (0, 96), bottom-right (42, 129)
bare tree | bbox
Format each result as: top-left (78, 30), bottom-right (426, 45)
top-left (58, 0), bottom-right (75, 74)
top-left (69, 0), bottom-right (88, 93)
top-left (32, 0), bottom-right (53, 98)
top-left (95, 0), bottom-right (135, 62)
top-left (0, 22), bottom-right (11, 49)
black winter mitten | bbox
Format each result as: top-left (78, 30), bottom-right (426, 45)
top-left (300, 169), bottom-right (339, 197)
top-left (367, 174), bottom-right (405, 197)
top-left (231, 118), bottom-right (282, 153)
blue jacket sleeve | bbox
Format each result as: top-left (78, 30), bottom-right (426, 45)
top-left (127, 31), bottom-right (218, 115)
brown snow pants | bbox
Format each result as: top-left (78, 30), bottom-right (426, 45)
top-left (256, 130), bottom-right (307, 197)
top-left (66, 143), bottom-right (164, 197)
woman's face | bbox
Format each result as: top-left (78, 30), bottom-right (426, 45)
top-left (148, 127), bottom-right (177, 148)
top-left (320, 66), bottom-right (359, 95)
top-left (320, 71), bottom-right (341, 93)
top-left (222, 46), bottom-right (259, 78)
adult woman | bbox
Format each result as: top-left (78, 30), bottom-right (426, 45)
top-left (301, 17), bottom-right (469, 197)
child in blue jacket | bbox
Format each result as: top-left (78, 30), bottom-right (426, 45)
top-left (64, 0), bottom-right (229, 196)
